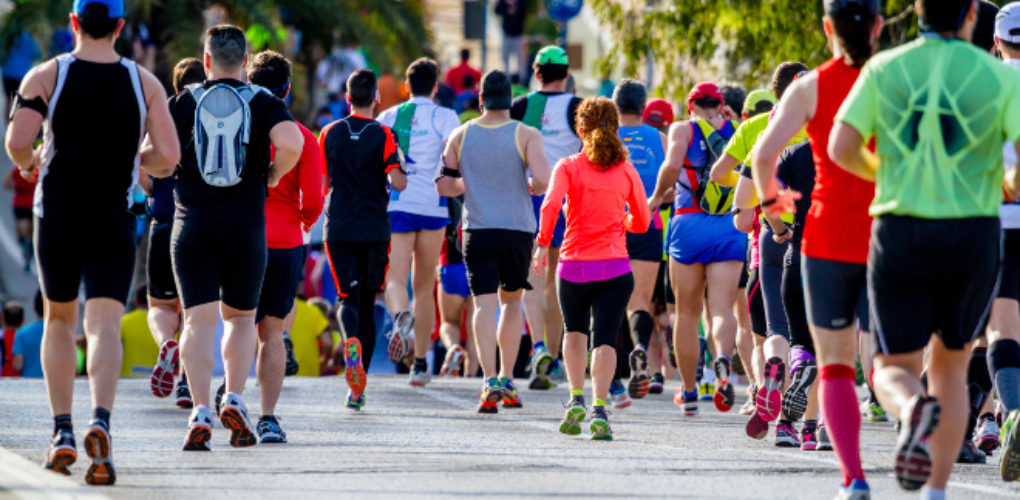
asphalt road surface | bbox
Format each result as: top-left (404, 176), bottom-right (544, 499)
top-left (1, 376), bottom-right (1019, 499)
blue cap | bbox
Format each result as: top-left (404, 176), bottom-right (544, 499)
top-left (73, 0), bottom-right (124, 18)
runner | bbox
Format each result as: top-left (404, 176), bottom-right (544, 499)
top-left (613, 80), bottom-right (666, 400)
top-left (828, 0), bottom-right (1020, 495)
top-left (437, 198), bottom-right (474, 377)
top-left (750, 1), bottom-right (883, 496)
top-left (509, 46), bottom-right (583, 390)
top-left (141, 57), bottom-right (203, 409)
top-left (320, 68), bottom-right (407, 411)
top-left (170, 25), bottom-right (303, 451)
top-left (647, 82), bottom-right (742, 417)
top-left (249, 50), bottom-right (324, 443)
top-left (4, 0), bottom-right (180, 484)
top-left (437, 69), bottom-right (550, 413)
top-left (377, 58), bottom-right (461, 387)
top-left (535, 96), bottom-right (651, 440)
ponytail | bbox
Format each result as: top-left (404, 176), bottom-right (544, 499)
top-left (576, 97), bottom-right (628, 169)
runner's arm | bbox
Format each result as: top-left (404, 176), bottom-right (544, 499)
top-left (751, 75), bottom-right (815, 205)
top-left (137, 172), bottom-right (153, 196)
top-left (138, 69), bottom-right (180, 178)
top-left (267, 120), bottom-right (304, 188)
top-left (298, 130), bottom-right (325, 230)
top-left (649, 121), bottom-right (691, 211)
top-left (381, 126), bottom-right (406, 192)
top-left (624, 164), bottom-right (652, 233)
top-left (709, 153), bottom-right (742, 187)
top-left (829, 122), bottom-right (878, 182)
top-left (436, 126), bottom-right (464, 196)
top-left (522, 125), bottom-right (550, 194)
top-left (5, 61), bottom-right (56, 174)
top-left (536, 162), bottom-right (568, 247)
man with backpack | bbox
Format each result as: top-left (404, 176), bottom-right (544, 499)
top-left (168, 25), bottom-right (303, 452)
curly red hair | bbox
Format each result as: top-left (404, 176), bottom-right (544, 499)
top-left (575, 97), bottom-right (628, 169)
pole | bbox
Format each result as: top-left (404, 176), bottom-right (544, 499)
top-left (480, 0), bottom-right (488, 71)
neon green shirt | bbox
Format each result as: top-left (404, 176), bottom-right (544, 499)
top-left (837, 36), bottom-right (1020, 219)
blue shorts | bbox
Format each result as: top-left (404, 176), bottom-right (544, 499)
top-left (440, 262), bottom-right (471, 298)
top-left (389, 211), bottom-right (449, 233)
top-left (532, 194), bottom-right (565, 248)
top-left (667, 212), bottom-right (747, 265)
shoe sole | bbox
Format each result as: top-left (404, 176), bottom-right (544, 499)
top-left (150, 341), bottom-right (178, 398)
top-left (176, 396), bottom-right (194, 409)
top-left (529, 355), bottom-right (554, 391)
top-left (802, 442), bottom-right (818, 451)
top-left (757, 357), bottom-right (785, 423)
top-left (44, 446), bottom-right (76, 476)
top-left (220, 408), bottom-right (257, 447)
top-left (259, 433), bottom-right (287, 444)
top-left (782, 361), bottom-right (817, 422)
top-left (713, 358), bottom-right (734, 412)
top-left (628, 351), bottom-right (650, 399)
top-left (894, 397), bottom-right (940, 491)
top-left (648, 383), bottom-right (664, 394)
top-left (344, 339), bottom-right (367, 396)
top-left (182, 424), bottom-right (211, 451)
top-left (1002, 417), bottom-right (1020, 481)
top-left (868, 413), bottom-right (889, 422)
top-left (976, 434), bottom-right (999, 455)
top-left (387, 316), bottom-right (414, 363)
top-left (559, 407), bottom-right (586, 435)
top-left (775, 439), bottom-right (799, 448)
top-left (83, 427), bottom-right (115, 486)
top-left (440, 348), bottom-right (464, 377)
top-left (746, 414), bottom-right (768, 440)
top-left (590, 419), bottom-right (613, 441)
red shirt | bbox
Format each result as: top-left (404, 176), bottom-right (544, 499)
top-left (802, 58), bottom-right (875, 264)
top-left (2, 329), bottom-right (18, 377)
top-left (538, 153), bottom-right (651, 261)
top-left (445, 62), bottom-right (481, 94)
top-left (266, 123), bottom-right (325, 249)
top-left (6, 169), bottom-right (35, 209)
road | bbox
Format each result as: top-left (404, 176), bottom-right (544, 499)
top-left (1, 376), bottom-right (1018, 499)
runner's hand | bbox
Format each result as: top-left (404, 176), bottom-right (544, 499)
top-left (762, 189), bottom-right (801, 219)
top-left (532, 245), bottom-right (548, 275)
top-left (772, 225), bottom-right (794, 244)
top-left (19, 147), bottom-right (42, 181)
top-left (647, 194), bottom-right (662, 215)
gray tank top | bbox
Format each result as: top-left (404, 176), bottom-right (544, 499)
top-left (458, 120), bottom-right (536, 232)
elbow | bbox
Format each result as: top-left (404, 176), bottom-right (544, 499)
top-left (827, 141), bottom-right (849, 169)
top-left (532, 180), bottom-right (549, 195)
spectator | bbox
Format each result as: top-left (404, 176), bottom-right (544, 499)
top-left (2, 300), bottom-right (25, 376)
top-left (495, 0), bottom-right (528, 80)
top-left (1, 29), bottom-right (41, 115)
top-left (11, 292), bottom-right (43, 378)
top-left (445, 48), bottom-right (482, 94)
top-left (4, 168), bottom-right (35, 271)
top-left (308, 298), bottom-right (339, 375)
top-left (290, 298), bottom-right (329, 377)
top-left (316, 45), bottom-right (367, 95)
top-left (120, 287), bottom-right (159, 377)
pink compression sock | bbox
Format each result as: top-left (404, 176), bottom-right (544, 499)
top-left (820, 364), bottom-right (865, 486)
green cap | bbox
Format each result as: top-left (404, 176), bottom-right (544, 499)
top-left (743, 88), bottom-right (776, 113)
top-left (536, 45), bottom-right (569, 65)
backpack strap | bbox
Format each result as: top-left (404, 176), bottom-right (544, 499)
top-left (185, 83), bottom-right (205, 103)
top-left (393, 102), bottom-right (416, 156)
top-left (522, 93), bottom-right (545, 131)
top-left (47, 53), bottom-right (76, 123)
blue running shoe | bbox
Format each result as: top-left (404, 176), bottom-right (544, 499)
top-left (836, 479), bottom-right (870, 500)
top-left (257, 415), bottom-right (287, 444)
top-left (609, 380), bottom-right (631, 409)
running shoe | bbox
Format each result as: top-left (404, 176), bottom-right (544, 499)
top-left (698, 382), bottom-right (714, 402)
top-left (439, 345), bottom-right (465, 377)
top-left (867, 402), bottom-right (888, 422)
top-left (344, 338), bottom-right (367, 396)
top-left (774, 422), bottom-right (799, 448)
top-left (610, 380), bottom-right (631, 409)
top-left (801, 426), bottom-right (818, 451)
top-left (627, 348), bottom-right (651, 399)
top-left (782, 358), bottom-right (816, 422)
top-left (745, 412), bottom-right (768, 440)
top-left (345, 390), bottom-right (365, 411)
top-left (713, 356), bottom-right (735, 412)
top-left (175, 379), bottom-right (193, 409)
top-left (501, 378), bottom-right (523, 408)
top-left (957, 439), bottom-right (986, 464)
top-left (589, 405), bottom-right (613, 441)
top-left (257, 415), bottom-right (287, 444)
top-left (673, 389), bottom-right (698, 417)
top-left (835, 479), bottom-right (871, 500)
top-left (219, 393), bottom-right (257, 447)
top-left (549, 359), bottom-right (567, 385)
top-left (214, 380), bottom-right (226, 415)
top-left (975, 414), bottom-right (1000, 455)
top-left (409, 362), bottom-right (432, 387)
top-left (667, 331), bottom-right (677, 369)
top-left (387, 310), bottom-right (414, 363)
top-left (696, 337), bottom-right (707, 382)
top-left (283, 333), bottom-right (299, 376)
top-left (756, 357), bottom-right (785, 423)
top-left (817, 424), bottom-right (833, 451)
top-left (739, 385), bottom-right (757, 416)
top-left (559, 395), bottom-right (586, 436)
top-left (43, 429), bottom-right (76, 475)
top-left (183, 405), bottom-right (213, 451)
top-left (477, 378), bottom-right (502, 414)
top-left (528, 348), bottom-right (555, 390)
top-left (1001, 409), bottom-right (1020, 481)
top-left (83, 422), bottom-right (115, 486)
top-left (893, 395), bottom-right (940, 491)
top-left (150, 339), bottom-right (179, 398)
top-left (648, 373), bottom-right (664, 394)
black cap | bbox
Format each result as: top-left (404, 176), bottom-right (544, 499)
top-left (919, 0), bottom-right (973, 32)
top-left (480, 70), bottom-right (511, 111)
top-left (825, 0), bottom-right (881, 21)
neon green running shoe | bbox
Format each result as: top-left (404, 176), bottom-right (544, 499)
top-left (1001, 409), bottom-right (1020, 482)
top-left (559, 395), bottom-right (586, 436)
top-left (868, 402), bottom-right (889, 422)
top-left (590, 406), bottom-right (613, 441)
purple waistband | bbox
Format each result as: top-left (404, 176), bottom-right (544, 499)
top-left (558, 258), bottom-right (632, 283)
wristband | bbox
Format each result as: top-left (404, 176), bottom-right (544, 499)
top-left (760, 197), bottom-right (778, 208)
top-left (441, 167), bottom-right (461, 178)
top-left (775, 225), bottom-right (791, 237)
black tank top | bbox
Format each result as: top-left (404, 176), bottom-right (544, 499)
top-left (38, 54), bottom-right (145, 218)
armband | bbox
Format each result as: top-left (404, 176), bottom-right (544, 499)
top-left (760, 197), bottom-right (778, 208)
top-left (440, 167), bottom-right (462, 179)
top-left (10, 94), bottom-right (47, 121)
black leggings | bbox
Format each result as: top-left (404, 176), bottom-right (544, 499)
top-left (337, 286), bottom-right (378, 371)
top-left (558, 273), bottom-right (634, 349)
top-left (782, 243), bottom-right (814, 355)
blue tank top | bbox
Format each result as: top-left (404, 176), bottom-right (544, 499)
top-left (619, 124), bottom-right (664, 195)
top-left (148, 176), bottom-right (176, 219)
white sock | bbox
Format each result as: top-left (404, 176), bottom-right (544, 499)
top-left (920, 487), bottom-right (945, 500)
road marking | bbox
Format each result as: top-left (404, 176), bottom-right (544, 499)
top-left (0, 446), bottom-right (107, 500)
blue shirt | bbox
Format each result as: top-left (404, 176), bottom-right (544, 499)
top-left (619, 124), bottom-right (665, 196)
top-left (12, 321), bottom-right (43, 378)
top-left (2, 30), bottom-right (41, 81)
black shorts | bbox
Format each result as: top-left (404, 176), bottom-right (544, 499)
top-left (999, 229), bottom-right (1020, 301)
top-left (557, 273), bottom-right (634, 348)
top-left (869, 215), bottom-right (1000, 355)
top-left (324, 240), bottom-right (389, 298)
top-left (257, 246), bottom-right (306, 322)
top-left (746, 267), bottom-right (766, 337)
top-left (13, 207), bottom-right (31, 221)
top-left (36, 212), bottom-right (136, 303)
top-left (803, 256), bottom-right (870, 333)
top-left (626, 226), bottom-right (664, 263)
top-left (463, 229), bottom-right (533, 296)
top-left (147, 217), bottom-right (178, 300)
top-left (171, 218), bottom-right (267, 310)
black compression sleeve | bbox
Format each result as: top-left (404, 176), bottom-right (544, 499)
top-left (10, 94), bottom-right (47, 120)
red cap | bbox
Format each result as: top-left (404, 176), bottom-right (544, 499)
top-left (686, 82), bottom-right (723, 113)
top-left (642, 99), bottom-right (674, 128)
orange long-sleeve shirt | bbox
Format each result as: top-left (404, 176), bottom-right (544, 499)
top-left (537, 153), bottom-right (651, 261)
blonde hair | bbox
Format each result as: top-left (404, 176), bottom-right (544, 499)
top-left (576, 97), bottom-right (627, 169)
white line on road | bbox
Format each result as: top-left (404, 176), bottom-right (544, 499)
top-left (0, 446), bottom-right (107, 500)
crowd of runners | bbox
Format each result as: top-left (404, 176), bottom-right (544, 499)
top-left (6, 0), bottom-right (1020, 498)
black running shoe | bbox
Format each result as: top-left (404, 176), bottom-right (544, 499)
top-left (894, 395), bottom-right (940, 491)
top-left (175, 380), bottom-right (193, 409)
top-left (648, 373), bottom-right (665, 394)
top-left (43, 430), bottom-right (76, 475)
top-left (957, 439), bottom-right (987, 464)
top-left (627, 348), bottom-right (650, 399)
top-left (782, 359), bottom-right (817, 422)
top-left (284, 335), bottom-right (299, 376)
